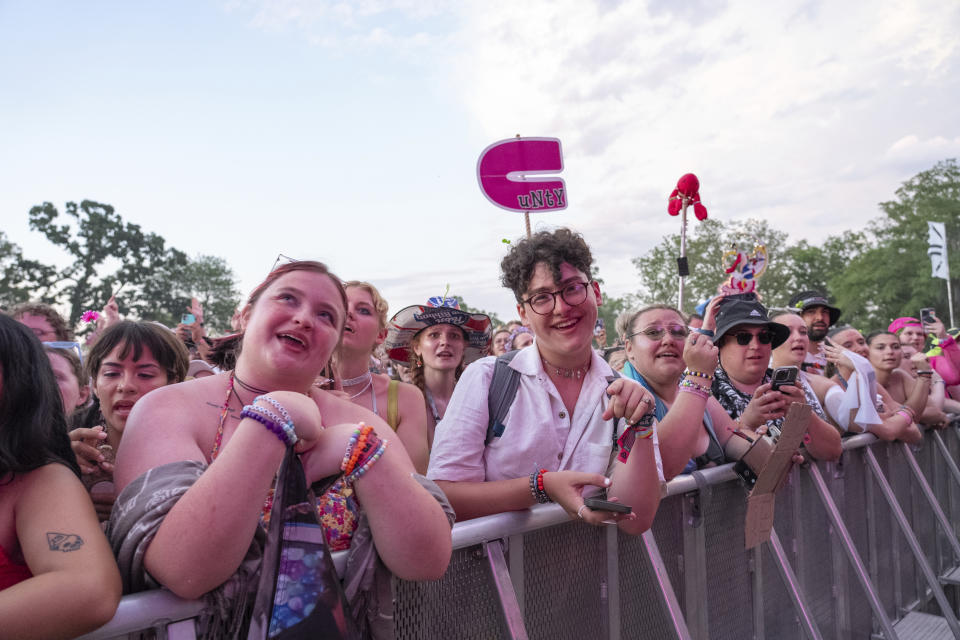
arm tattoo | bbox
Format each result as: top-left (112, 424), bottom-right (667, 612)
top-left (46, 532), bottom-right (84, 552)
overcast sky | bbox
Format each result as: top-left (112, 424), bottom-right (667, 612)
top-left (2, 1), bottom-right (958, 323)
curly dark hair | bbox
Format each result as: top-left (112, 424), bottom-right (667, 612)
top-left (10, 301), bottom-right (74, 341)
top-left (500, 228), bottom-right (594, 301)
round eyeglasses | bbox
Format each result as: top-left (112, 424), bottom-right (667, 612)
top-left (626, 325), bottom-right (689, 341)
top-left (521, 281), bottom-right (590, 315)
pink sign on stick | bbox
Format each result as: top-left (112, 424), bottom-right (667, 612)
top-left (477, 137), bottom-right (567, 213)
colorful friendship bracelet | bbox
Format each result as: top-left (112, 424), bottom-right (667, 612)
top-left (250, 396), bottom-right (298, 445)
top-left (683, 368), bottom-right (714, 381)
top-left (240, 406), bottom-right (297, 447)
top-left (344, 439), bottom-right (388, 486)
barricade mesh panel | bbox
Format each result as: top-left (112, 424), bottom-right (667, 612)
top-left (522, 522), bottom-right (606, 640)
top-left (393, 546), bottom-right (505, 640)
top-left (835, 448), bottom-right (876, 635)
top-left (916, 439), bottom-right (951, 575)
top-left (797, 462), bottom-right (840, 634)
top-left (618, 526), bottom-right (683, 639)
top-left (761, 470), bottom-right (802, 640)
top-left (862, 445), bottom-right (898, 621)
top-left (887, 445), bottom-right (924, 609)
top-left (701, 480), bottom-right (755, 640)
top-left (946, 427), bottom-right (960, 540)
top-left (650, 493), bottom-right (685, 611)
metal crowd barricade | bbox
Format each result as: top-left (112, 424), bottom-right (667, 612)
top-left (80, 422), bottom-right (960, 640)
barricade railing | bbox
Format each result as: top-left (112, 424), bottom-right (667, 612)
top-left (79, 422), bottom-right (960, 640)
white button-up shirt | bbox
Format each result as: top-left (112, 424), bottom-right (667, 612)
top-left (428, 342), bottom-right (662, 483)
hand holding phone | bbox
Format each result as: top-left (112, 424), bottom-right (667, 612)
top-left (770, 365), bottom-right (799, 391)
top-left (584, 496), bottom-right (632, 514)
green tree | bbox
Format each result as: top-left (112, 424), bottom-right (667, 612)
top-left (169, 255), bottom-right (242, 334)
top-left (26, 200), bottom-right (240, 332)
top-left (0, 231), bottom-right (58, 309)
top-left (632, 218), bottom-right (791, 313)
top-left (452, 295), bottom-right (504, 328)
top-left (831, 159), bottom-right (960, 329)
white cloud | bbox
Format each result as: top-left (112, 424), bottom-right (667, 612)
top-left (451, 0), bottom-right (960, 304)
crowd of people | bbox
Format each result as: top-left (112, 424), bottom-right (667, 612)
top-left (1, 226), bottom-right (957, 638)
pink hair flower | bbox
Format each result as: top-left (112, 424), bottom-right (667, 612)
top-left (81, 310), bottom-right (100, 324)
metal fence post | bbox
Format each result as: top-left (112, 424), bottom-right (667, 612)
top-left (864, 446), bottom-right (960, 637)
top-left (484, 540), bottom-right (530, 640)
top-left (806, 461), bottom-right (898, 640)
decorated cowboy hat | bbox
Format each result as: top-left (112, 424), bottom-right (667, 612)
top-left (385, 296), bottom-right (492, 366)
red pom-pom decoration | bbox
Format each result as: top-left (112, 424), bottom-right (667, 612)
top-left (666, 173), bottom-right (708, 220)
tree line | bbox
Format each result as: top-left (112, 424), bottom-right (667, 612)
top-left (1, 200), bottom-right (241, 334)
top-left (625, 159), bottom-right (960, 332)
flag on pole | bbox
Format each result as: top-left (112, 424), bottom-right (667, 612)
top-left (928, 221), bottom-right (949, 279)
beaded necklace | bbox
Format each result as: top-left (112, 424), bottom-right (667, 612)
top-left (541, 354), bottom-right (592, 380)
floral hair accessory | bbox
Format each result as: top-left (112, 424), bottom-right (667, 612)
top-left (81, 310), bottom-right (100, 324)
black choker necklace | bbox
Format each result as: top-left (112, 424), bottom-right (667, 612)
top-left (541, 355), bottom-right (591, 380)
top-left (234, 373), bottom-right (269, 395)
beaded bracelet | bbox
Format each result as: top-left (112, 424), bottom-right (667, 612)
top-left (341, 423), bottom-right (376, 474)
top-left (683, 368), bottom-right (714, 381)
top-left (678, 378), bottom-right (712, 394)
top-left (678, 385), bottom-right (709, 400)
top-left (240, 406), bottom-right (297, 447)
top-left (529, 468), bottom-right (552, 503)
top-left (916, 370), bottom-right (934, 377)
top-left (252, 396), bottom-right (298, 445)
top-left (344, 439), bottom-right (388, 485)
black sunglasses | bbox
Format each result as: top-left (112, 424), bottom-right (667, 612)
top-left (730, 330), bottom-right (773, 346)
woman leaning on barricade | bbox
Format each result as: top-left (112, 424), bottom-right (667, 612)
top-left (866, 330), bottom-right (945, 429)
top-left (0, 314), bottom-right (121, 639)
top-left (109, 260), bottom-right (453, 636)
top-left (821, 325), bottom-right (922, 442)
top-left (616, 303), bottom-right (745, 480)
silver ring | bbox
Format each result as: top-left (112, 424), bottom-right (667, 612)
top-left (577, 504), bottom-right (588, 519)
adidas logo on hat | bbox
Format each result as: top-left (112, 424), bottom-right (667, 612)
top-left (749, 310), bottom-right (762, 317)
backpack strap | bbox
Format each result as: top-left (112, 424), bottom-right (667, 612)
top-left (386, 379), bottom-right (400, 431)
top-left (693, 408), bottom-right (726, 468)
top-left (485, 350), bottom-right (522, 446)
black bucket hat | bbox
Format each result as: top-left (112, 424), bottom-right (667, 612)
top-left (713, 298), bottom-right (790, 348)
top-left (788, 290), bottom-right (841, 326)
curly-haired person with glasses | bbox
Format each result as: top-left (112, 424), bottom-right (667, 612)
top-left (428, 228), bottom-right (663, 534)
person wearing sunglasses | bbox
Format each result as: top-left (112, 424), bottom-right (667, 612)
top-left (617, 304), bottom-right (751, 479)
top-left (429, 228), bottom-right (662, 534)
top-left (711, 297), bottom-right (841, 461)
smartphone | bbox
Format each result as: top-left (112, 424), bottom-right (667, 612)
top-left (181, 313), bottom-right (196, 325)
top-left (771, 365), bottom-right (799, 391)
top-left (920, 308), bottom-right (936, 325)
top-left (584, 497), bottom-right (632, 514)
top-left (594, 317), bottom-right (605, 336)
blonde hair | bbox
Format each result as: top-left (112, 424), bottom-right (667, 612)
top-left (616, 304), bottom-right (686, 342)
top-left (344, 280), bottom-right (389, 330)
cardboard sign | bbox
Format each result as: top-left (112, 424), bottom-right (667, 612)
top-left (477, 137), bottom-right (567, 213)
top-left (744, 403), bottom-right (811, 550)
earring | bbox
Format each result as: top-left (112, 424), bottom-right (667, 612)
top-left (415, 355), bottom-right (422, 367)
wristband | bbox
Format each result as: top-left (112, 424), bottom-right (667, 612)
top-left (241, 406), bottom-right (297, 447)
top-left (694, 328), bottom-right (715, 337)
top-left (529, 468), bottom-right (551, 503)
